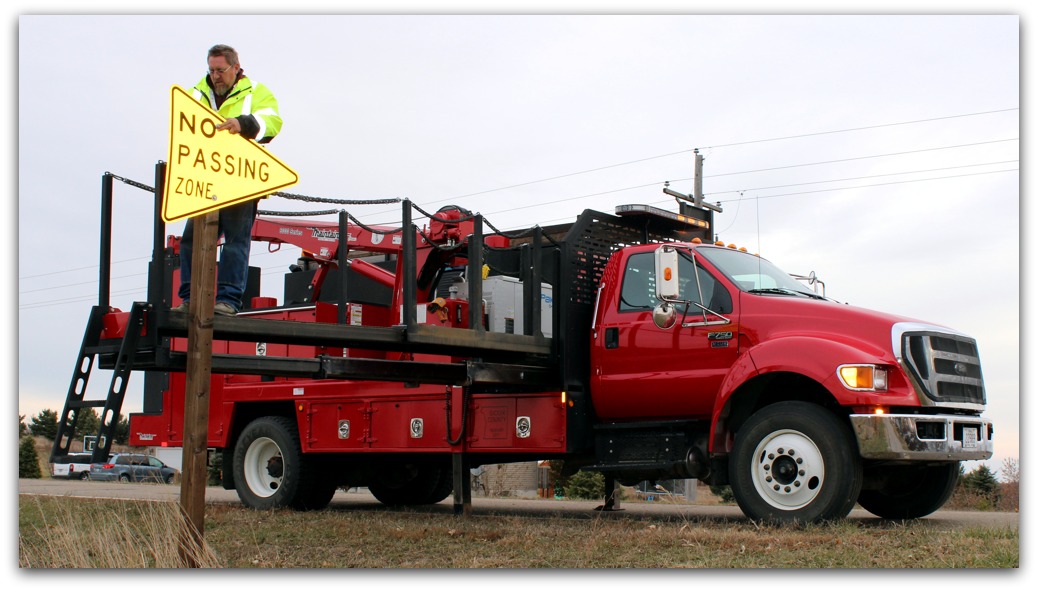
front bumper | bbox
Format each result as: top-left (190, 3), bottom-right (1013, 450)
top-left (850, 413), bottom-right (993, 461)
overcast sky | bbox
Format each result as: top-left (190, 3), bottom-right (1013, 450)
top-left (11, 10), bottom-right (1023, 486)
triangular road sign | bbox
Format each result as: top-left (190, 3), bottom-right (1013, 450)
top-left (162, 85), bottom-right (299, 223)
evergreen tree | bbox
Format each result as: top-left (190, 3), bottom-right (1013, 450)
top-left (114, 416), bottom-right (131, 445)
top-left (19, 436), bottom-right (43, 479)
top-left (77, 408), bottom-right (101, 437)
top-left (28, 409), bottom-right (59, 440)
top-left (563, 470), bottom-right (605, 500)
top-left (19, 414), bottom-right (27, 438)
top-left (961, 464), bottom-right (1001, 509)
top-left (963, 464), bottom-right (999, 496)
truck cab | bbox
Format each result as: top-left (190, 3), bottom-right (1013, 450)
top-left (586, 239), bottom-right (993, 522)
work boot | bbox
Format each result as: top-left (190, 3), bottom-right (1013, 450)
top-left (214, 302), bottom-right (238, 316)
top-left (173, 301), bottom-right (189, 313)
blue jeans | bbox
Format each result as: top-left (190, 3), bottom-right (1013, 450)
top-left (177, 201), bottom-right (257, 311)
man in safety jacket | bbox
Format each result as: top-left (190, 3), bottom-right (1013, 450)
top-left (176, 44), bottom-right (283, 316)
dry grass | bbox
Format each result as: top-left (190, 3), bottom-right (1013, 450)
top-left (19, 495), bottom-right (1018, 569)
top-left (19, 496), bottom-right (221, 568)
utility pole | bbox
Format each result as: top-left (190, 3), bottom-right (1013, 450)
top-left (663, 148), bottom-right (722, 243)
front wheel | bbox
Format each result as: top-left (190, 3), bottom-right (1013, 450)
top-left (857, 462), bottom-right (960, 519)
top-left (729, 402), bottom-right (862, 523)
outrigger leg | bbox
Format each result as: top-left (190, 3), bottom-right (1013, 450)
top-left (594, 475), bottom-right (624, 512)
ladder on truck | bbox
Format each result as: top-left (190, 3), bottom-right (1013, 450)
top-left (52, 302), bottom-right (148, 465)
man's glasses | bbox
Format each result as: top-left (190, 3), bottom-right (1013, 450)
top-left (208, 66), bottom-right (232, 75)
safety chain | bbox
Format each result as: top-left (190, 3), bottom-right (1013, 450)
top-left (347, 212), bottom-right (403, 235)
top-left (103, 173), bottom-right (401, 209)
top-left (257, 208), bottom-right (341, 217)
top-left (104, 173), bottom-right (559, 246)
top-left (106, 173), bottom-right (156, 193)
top-left (273, 191), bottom-right (402, 206)
top-left (410, 202), bottom-right (478, 224)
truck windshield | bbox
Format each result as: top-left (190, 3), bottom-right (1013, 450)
top-left (695, 246), bottom-right (823, 299)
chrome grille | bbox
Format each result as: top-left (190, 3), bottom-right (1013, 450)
top-left (902, 331), bottom-right (986, 405)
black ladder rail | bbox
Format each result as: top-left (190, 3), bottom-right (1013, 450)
top-left (51, 301), bottom-right (150, 465)
top-left (92, 301), bottom-right (149, 462)
top-left (51, 305), bottom-right (108, 463)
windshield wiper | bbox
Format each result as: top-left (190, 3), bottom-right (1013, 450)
top-left (748, 287), bottom-right (825, 300)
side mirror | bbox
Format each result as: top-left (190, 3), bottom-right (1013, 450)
top-left (652, 302), bottom-right (677, 329)
top-left (655, 245), bottom-right (681, 301)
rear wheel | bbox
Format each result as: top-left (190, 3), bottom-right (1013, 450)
top-left (730, 402), bottom-right (862, 523)
top-left (858, 462), bottom-right (960, 519)
top-left (77, 471), bottom-right (90, 481)
top-left (233, 416), bottom-right (331, 511)
top-left (119, 473), bottom-right (131, 483)
top-left (368, 458), bottom-right (452, 506)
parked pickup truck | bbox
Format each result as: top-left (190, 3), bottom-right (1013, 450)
top-left (51, 453), bottom-right (104, 480)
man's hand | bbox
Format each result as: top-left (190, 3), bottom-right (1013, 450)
top-left (217, 118), bottom-right (242, 134)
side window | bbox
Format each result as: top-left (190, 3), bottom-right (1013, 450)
top-left (149, 457), bottom-right (163, 468)
top-left (619, 253), bottom-right (658, 311)
top-left (619, 251), bottom-right (732, 314)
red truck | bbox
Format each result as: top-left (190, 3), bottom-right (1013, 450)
top-left (54, 165), bottom-right (993, 523)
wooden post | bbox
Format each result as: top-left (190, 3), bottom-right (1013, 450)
top-left (178, 210), bottom-right (219, 567)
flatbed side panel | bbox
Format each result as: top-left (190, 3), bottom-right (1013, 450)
top-left (300, 392), bottom-right (566, 453)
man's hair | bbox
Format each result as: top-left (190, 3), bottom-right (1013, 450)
top-left (208, 44), bottom-right (240, 67)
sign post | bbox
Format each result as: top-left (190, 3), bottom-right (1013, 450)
top-left (177, 210), bottom-right (218, 567)
top-left (162, 85), bottom-right (298, 566)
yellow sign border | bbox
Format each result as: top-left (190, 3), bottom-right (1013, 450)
top-left (162, 85), bottom-right (298, 223)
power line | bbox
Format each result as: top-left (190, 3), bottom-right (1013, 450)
top-left (705, 139), bottom-right (1017, 179)
top-left (701, 108), bottom-right (1018, 149)
top-left (710, 168), bottom-right (1018, 205)
top-left (703, 160), bottom-right (1018, 197)
top-left (520, 168), bottom-right (1018, 230)
top-left (363, 107), bottom-right (1018, 219)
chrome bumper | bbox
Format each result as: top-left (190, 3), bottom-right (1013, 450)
top-left (849, 414), bottom-right (993, 461)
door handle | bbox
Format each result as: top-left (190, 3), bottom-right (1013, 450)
top-left (605, 327), bottom-right (619, 349)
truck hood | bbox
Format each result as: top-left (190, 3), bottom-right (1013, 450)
top-left (736, 293), bottom-right (960, 362)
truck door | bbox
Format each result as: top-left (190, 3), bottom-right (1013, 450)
top-left (592, 250), bottom-right (739, 420)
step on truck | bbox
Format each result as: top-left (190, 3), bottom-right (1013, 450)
top-left (53, 162), bottom-right (993, 523)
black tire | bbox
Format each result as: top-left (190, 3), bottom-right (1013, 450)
top-left (165, 473), bottom-right (176, 485)
top-left (368, 458), bottom-right (452, 506)
top-left (233, 416), bottom-right (321, 510)
top-left (77, 471), bottom-right (90, 481)
top-left (119, 473), bottom-right (131, 483)
top-left (730, 402), bottom-right (862, 523)
top-left (857, 462), bottom-right (960, 519)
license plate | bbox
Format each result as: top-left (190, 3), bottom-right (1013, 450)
top-left (963, 427), bottom-right (979, 449)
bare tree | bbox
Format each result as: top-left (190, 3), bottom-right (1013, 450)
top-left (999, 457), bottom-right (1019, 511)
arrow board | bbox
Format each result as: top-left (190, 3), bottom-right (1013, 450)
top-left (162, 85), bottom-right (299, 223)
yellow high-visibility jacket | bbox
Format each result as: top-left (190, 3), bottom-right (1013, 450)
top-left (191, 73), bottom-right (282, 143)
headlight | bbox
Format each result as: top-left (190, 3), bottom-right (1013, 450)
top-left (838, 364), bottom-right (888, 391)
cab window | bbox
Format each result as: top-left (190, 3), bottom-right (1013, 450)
top-left (619, 251), bottom-right (732, 314)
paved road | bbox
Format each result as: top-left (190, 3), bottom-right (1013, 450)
top-left (19, 478), bottom-right (1018, 529)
